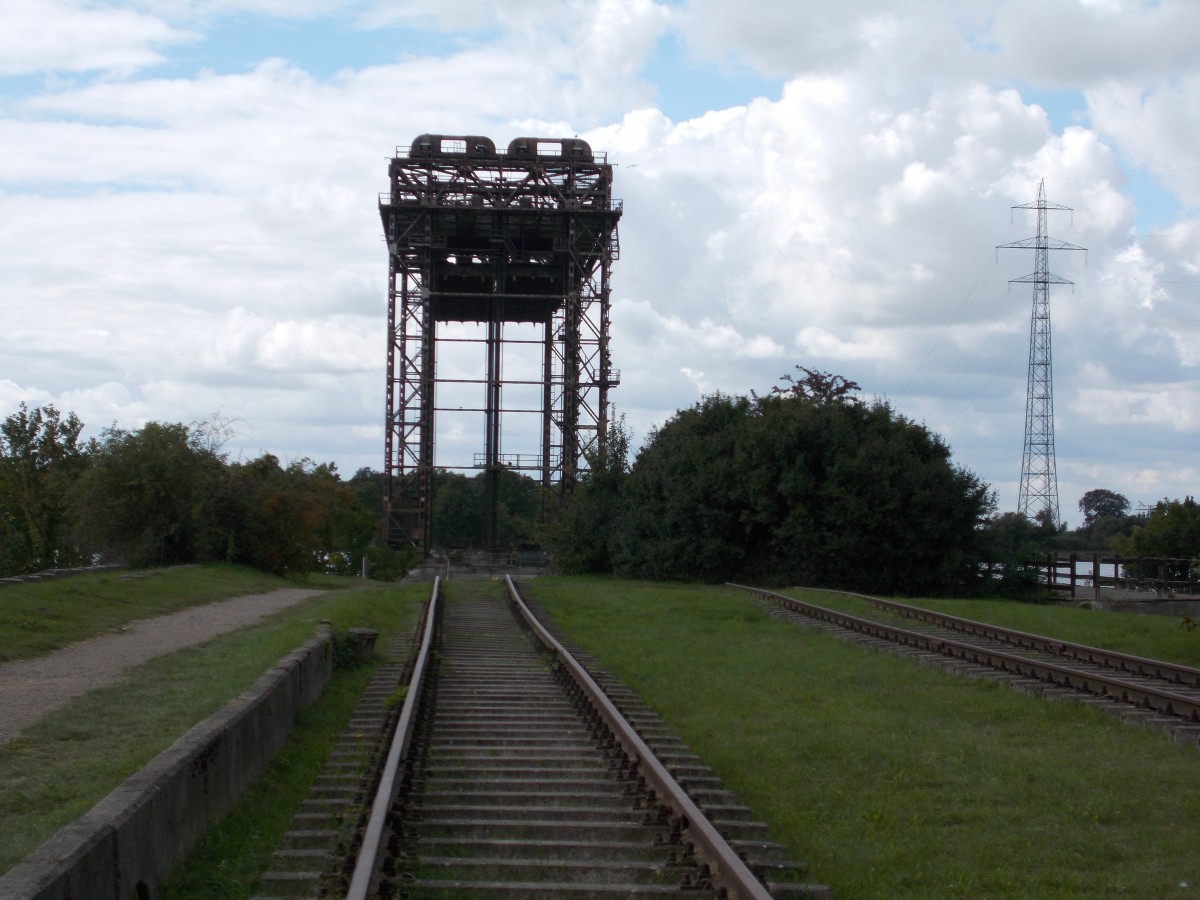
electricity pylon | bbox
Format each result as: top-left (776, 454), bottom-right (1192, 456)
top-left (997, 180), bottom-right (1085, 525)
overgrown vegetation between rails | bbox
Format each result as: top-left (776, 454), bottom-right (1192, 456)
top-left (0, 578), bottom-right (428, 876)
top-left (789, 587), bottom-right (1200, 669)
top-left (531, 577), bottom-right (1200, 898)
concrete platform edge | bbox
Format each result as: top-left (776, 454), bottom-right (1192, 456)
top-left (0, 623), bottom-right (335, 900)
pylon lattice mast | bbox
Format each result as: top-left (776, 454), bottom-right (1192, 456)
top-left (997, 180), bottom-right (1085, 525)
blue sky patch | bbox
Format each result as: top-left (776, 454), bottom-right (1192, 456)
top-left (162, 15), bottom-right (485, 80)
top-left (642, 31), bottom-right (783, 122)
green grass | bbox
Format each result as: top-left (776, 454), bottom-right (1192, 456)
top-left (0, 564), bottom-right (325, 662)
top-left (530, 578), bottom-right (1200, 899)
top-left (790, 587), bottom-right (1200, 669)
top-left (158, 664), bottom-right (378, 899)
top-left (0, 580), bottom-right (430, 876)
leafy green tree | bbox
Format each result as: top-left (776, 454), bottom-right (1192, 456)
top-left (432, 472), bottom-right (483, 547)
top-left (430, 468), bottom-right (542, 549)
top-left (227, 455), bottom-right (374, 577)
top-left (1114, 497), bottom-right (1200, 580)
top-left (1080, 513), bottom-right (1138, 551)
top-left (1062, 488), bottom-right (1137, 551)
top-left (493, 467), bottom-right (541, 545)
top-left (586, 373), bottom-right (992, 594)
top-left (364, 543), bottom-right (417, 581)
top-left (549, 414), bottom-right (632, 573)
top-left (76, 421), bottom-right (225, 566)
top-left (5, 407), bottom-right (388, 578)
top-left (348, 467), bottom-right (385, 523)
top-left (305, 461), bottom-right (377, 575)
top-left (0, 403), bottom-right (88, 574)
top-left (1078, 489), bottom-right (1130, 529)
top-left (974, 511), bottom-right (1061, 596)
top-left (615, 393), bottom-right (755, 582)
top-left (980, 511), bottom-right (1056, 560)
top-left (738, 390), bottom-right (992, 594)
top-left (767, 365), bottom-right (862, 404)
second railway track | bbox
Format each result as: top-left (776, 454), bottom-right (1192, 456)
top-left (732, 583), bottom-right (1200, 745)
top-left (340, 577), bottom-right (825, 899)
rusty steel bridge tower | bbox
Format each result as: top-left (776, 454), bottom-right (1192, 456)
top-left (379, 134), bottom-right (622, 553)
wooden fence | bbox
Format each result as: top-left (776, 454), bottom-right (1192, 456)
top-left (1024, 554), bottom-right (1200, 601)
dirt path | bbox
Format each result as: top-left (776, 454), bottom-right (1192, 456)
top-left (0, 588), bottom-right (325, 745)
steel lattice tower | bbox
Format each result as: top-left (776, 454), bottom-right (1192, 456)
top-left (379, 134), bottom-right (621, 554)
top-left (997, 180), bottom-right (1085, 524)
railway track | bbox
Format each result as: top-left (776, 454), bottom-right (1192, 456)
top-left (324, 576), bottom-right (825, 899)
top-left (731, 583), bottom-right (1200, 745)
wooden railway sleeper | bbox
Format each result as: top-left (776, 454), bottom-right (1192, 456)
top-left (361, 583), bottom-right (728, 898)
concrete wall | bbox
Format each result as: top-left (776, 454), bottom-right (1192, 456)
top-left (0, 624), bottom-right (334, 900)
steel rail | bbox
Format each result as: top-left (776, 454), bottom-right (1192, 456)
top-left (345, 577), bottom-right (441, 900)
top-left (504, 576), bottom-right (775, 900)
top-left (729, 583), bottom-right (1200, 722)
top-left (768, 584), bottom-right (1200, 688)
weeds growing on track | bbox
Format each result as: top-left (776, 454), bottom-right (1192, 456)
top-left (790, 587), bottom-right (1200, 669)
top-left (532, 577), bottom-right (1200, 898)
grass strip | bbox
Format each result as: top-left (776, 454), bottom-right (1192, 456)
top-left (158, 662), bottom-right (377, 898)
top-left (0, 564), bottom-right (330, 662)
top-left (0, 580), bottom-right (428, 875)
top-left (532, 577), bottom-right (1200, 898)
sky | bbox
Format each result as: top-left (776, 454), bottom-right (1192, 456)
top-left (2, 0), bottom-right (1198, 528)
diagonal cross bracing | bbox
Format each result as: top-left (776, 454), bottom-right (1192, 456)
top-left (379, 135), bottom-right (621, 553)
top-left (997, 180), bottom-right (1086, 525)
